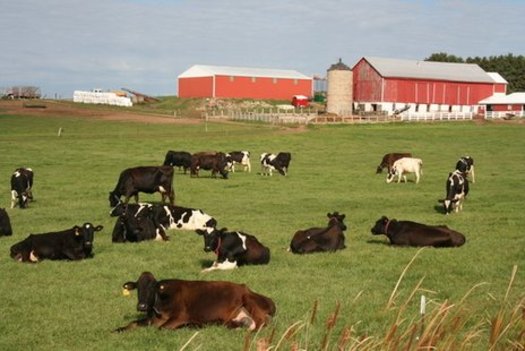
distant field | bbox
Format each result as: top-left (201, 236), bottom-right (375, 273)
top-left (0, 109), bottom-right (524, 350)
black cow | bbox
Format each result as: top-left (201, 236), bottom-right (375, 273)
top-left (439, 170), bottom-right (469, 214)
top-left (0, 208), bottom-right (13, 236)
top-left (10, 223), bottom-right (103, 262)
top-left (111, 204), bottom-right (169, 243)
top-left (190, 152), bottom-right (230, 179)
top-left (289, 212), bottom-right (347, 254)
top-left (226, 151), bottom-right (251, 173)
top-left (197, 227), bottom-right (270, 272)
top-left (371, 216), bottom-right (466, 247)
top-left (260, 152), bottom-right (292, 176)
top-left (376, 153), bottom-right (412, 174)
top-left (109, 166), bottom-right (175, 207)
top-left (163, 150), bottom-right (192, 174)
top-left (10, 167), bottom-right (34, 209)
top-left (115, 271), bottom-right (276, 332)
top-left (455, 156), bottom-right (475, 183)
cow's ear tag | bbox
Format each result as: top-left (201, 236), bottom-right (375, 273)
top-left (122, 288), bottom-right (131, 297)
top-left (159, 284), bottom-right (165, 291)
top-left (75, 229), bottom-right (80, 236)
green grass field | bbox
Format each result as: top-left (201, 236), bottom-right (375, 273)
top-left (0, 110), bottom-right (524, 350)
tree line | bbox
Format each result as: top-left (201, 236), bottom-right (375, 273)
top-left (425, 53), bottom-right (525, 94)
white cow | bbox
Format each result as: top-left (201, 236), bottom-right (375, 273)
top-left (386, 157), bottom-right (423, 184)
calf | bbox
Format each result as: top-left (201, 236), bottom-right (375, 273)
top-left (386, 157), bottom-right (423, 184)
top-left (111, 204), bottom-right (168, 243)
top-left (163, 150), bottom-right (192, 174)
top-left (0, 208), bottom-right (13, 236)
top-left (190, 152), bottom-right (230, 179)
top-left (10, 167), bottom-right (34, 209)
top-left (115, 272), bottom-right (276, 332)
top-left (226, 151), bottom-right (251, 172)
top-left (370, 216), bottom-right (465, 247)
top-left (197, 227), bottom-right (270, 272)
top-left (109, 166), bottom-right (175, 207)
top-left (289, 212), bottom-right (347, 254)
top-left (10, 223), bottom-right (103, 262)
top-left (455, 156), bottom-right (475, 183)
top-left (260, 152), bottom-right (292, 176)
top-left (376, 152), bottom-right (412, 174)
top-left (439, 170), bottom-right (469, 214)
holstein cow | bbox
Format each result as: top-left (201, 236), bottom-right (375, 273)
top-left (115, 271), bottom-right (276, 332)
top-left (10, 167), bottom-right (34, 209)
top-left (376, 152), bottom-right (412, 174)
top-left (260, 152), bottom-right (292, 176)
top-left (0, 208), bottom-right (13, 236)
top-left (163, 150), bottom-right (192, 174)
top-left (371, 216), bottom-right (465, 247)
top-left (455, 156), bottom-right (475, 183)
top-left (289, 212), bottom-right (347, 254)
top-left (386, 157), bottom-right (423, 184)
top-left (10, 223), bottom-right (103, 262)
top-left (439, 170), bottom-right (469, 214)
top-left (197, 227), bottom-right (270, 272)
top-left (109, 166), bottom-right (175, 207)
top-left (111, 204), bottom-right (169, 243)
top-left (226, 151), bottom-right (251, 173)
top-left (190, 152), bottom-right (231, 179)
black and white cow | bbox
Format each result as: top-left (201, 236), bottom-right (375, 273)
top-left (163, 150), bottom-right (192, 174)
top-left (439, 170), bottom-right (469, 214)
top-left (0, 208), bottom-right (13, 236)
top-left (10, 167), bottom-right (34, 209)
top-left (455, 156), bottom-right (475, 183)
top-left (111, 204), bottom-right (169, 243)
top-left (226, 151), bottom-right (251, 173)
top-left (260, 152), bottom-right (292, 176)
top-left (196, 227), bottom-right (270, 272)
top-left (10, 223), bottom-right (103, 262)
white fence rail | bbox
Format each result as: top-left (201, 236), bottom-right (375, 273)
top-left (400, 112), bottom-right (474, 122)
top-left (205, 108), bottom-right (318, 124)
top-left (485, 111), bottom-right (525, 119)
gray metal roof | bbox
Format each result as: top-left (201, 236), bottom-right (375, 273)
top-left (362, 57), bottom-right (495, 83)
top-left (178, 64), bottom-right (311, 80)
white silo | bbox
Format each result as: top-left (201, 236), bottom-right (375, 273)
top-left (326, 58), bottom-right (353, 116)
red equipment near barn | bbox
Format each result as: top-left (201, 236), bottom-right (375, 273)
top-left (292, 95), bottom-right (309, 107)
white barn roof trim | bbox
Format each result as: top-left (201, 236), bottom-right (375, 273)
top-left (178, 64), bottom-right (311, 80)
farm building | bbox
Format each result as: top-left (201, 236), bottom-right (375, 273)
top-left (351, 57), bottom-right (507, 115)
top-left (178, 65), bottom-right (313, 100)
top-left (479, 92), bottom-right (525, 118)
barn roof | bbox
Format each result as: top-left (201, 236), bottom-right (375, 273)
top-left (360, 57), bottom-right (495, 83)
top-left (487, 72), bottom-right (508, 84)
top-left (479, 92), bottom-right (525, 105)
top-left (178, 64), bottom-right (311, 80)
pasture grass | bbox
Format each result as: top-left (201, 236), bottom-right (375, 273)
top-left (0, 110), bottom-right (524, 350)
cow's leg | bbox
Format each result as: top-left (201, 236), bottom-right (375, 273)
top-left (114, 318), bottom-right (154, 332)
top-left (229, 307), bottom-right (256, 330)
top-left (11, 190), bottom-right (17, 208)
top-left (470, 166), bottom-right (475, 183)
top-left (415, 171), bottom-right (420, 184)
top-left (202, 259), bottom-right (238, 272)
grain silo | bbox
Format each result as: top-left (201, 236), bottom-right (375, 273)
top-left (326, 58), bottom-right (353, 116)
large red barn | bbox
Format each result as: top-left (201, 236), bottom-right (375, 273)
top-left (178, 65), bottom-right (312, 100)
top-left (352, 57), bottom-right (507, 114)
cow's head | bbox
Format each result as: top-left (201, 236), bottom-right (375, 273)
top-left (385, 168), bottom-right (396, 183)
top-left (196, 227), bottom-right (223, 252)
top-left (109, 202), bottom-right (127, 217)
top-left (376, 165), bottom-right (384, 174)
top-left (108, 191), bottom-right (121, 208)
top-left (0, 208), bottom-right (13, 236)
top-left (371, 216), bottom-right (389, 235)
top-left (73, 223), bottom-right (103, 254)
top-left (120, 209), bottom-right (154, 240)
top-left (440, 172), bottom-right (466, 214)
top-left (122, 271), bottom-right (158, 312)
top-left (327, 212), bottom-right (347, 231)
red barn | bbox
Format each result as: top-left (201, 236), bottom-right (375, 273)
top-left (352, 57), bottom-right (507, 114)
top-left (178, 65), bottom-right (312, 100)
top-left (479, 92), bottom-right (525, 118)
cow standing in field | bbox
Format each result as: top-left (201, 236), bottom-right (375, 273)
top-left (115, 271), bottom-right (276, 332)
top-left (10, 223), bottom-right (103, 262)
top-left (376, 153), bottom-right (412, 174)
top-left (289, 212), bottom-right (347, 254)
top-left (370, 216), bottom-right (465, 247)
top-left (108, 166), bottom-right (175, 207)
top-left (10, 167), bottom-right (34, 209)
top-left (197, 227), bottom-right (270, 272)
top-left (455, 156), bottom-right (475, 183)
top-left (260, 152), bottom-right (292, 176)
top-left (226, 151), bottom-right (251, 173)
top-left (0, 208), bottom-right (13, 236)
top-left (191, 152), bottom-right (231, 179)
top-left (439, 170), bottom-right (469, 214)
top-left (386, 157), bottom-right (423, 184)
top-left (163, 150), bottom-right (192, 174)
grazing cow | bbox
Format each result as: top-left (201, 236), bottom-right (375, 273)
top-left (190, 152), bottom-right (230, 179)
top-left (455, 156), bottom-right (475, 183)
top-left (0, 208), bottom-right (13, 236)
top-left (439, 170), bottom-right (469, 214)
top-left (196, 227), bottom-right (270, 272)
top-left (109, 166), bottom-right (175, 207)
top-left (163, 150), bottom-right (192, 174)
top-left (260, 152), bottom-right (292, 176)
top-left (10, 223), bottom-right (103, 262)
top-left (111, 204), bottom-right (169, 243)
top-left (10, 167), bottom-right (34, 209)
top-left (386, 157), bottom-right (423, 184)
top-left (115, 271), bottom-right (276, 332)
top-left (370, 216), bottom-right (466, 247)
top-left (226, 151), bottom-right (251, 173)
top-left (376, 152), bottom-right (412, 174)
top-left (289, 212), bottom-right (347, 254)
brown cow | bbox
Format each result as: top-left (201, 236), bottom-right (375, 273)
top-left (190, 152), bottom-right (231, 179)
top-left (289, 212), bottom-right (347, 254)
top-left (115, 272), bottom-right (276, 332)
top-left (376, 152), bottom-right (412, 174)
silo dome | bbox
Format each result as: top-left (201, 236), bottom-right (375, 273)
top-left (326, 58), bottom-right (353, 116)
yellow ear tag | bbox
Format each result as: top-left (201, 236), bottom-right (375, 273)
top-left (122, 288), bottom-right (131, 297)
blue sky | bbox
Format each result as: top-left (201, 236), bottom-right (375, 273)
top-left (1, 0), bottom-right (523, 98)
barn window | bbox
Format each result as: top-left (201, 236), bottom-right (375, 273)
top-left (273, 78), bottom-right (278, 84)
top-left (251, 77), bottom-right (256, 83)
top-left (293, 79), bottom-right (298, 85)
top-left (229, 76), bottom-right (235, 82)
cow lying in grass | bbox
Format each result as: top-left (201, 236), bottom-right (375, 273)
top-left (289, 212), bottom-right (347, 254)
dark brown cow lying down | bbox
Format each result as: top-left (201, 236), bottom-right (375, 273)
top-left (370, 216), bottom-right (465, 247)
top-left (289, 212), bottom-right (347, 254)
top-left (115, 272), bottom-right (276, 332)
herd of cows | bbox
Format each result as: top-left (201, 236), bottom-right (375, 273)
top-left (0, 150), bottom-right (475, 332)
